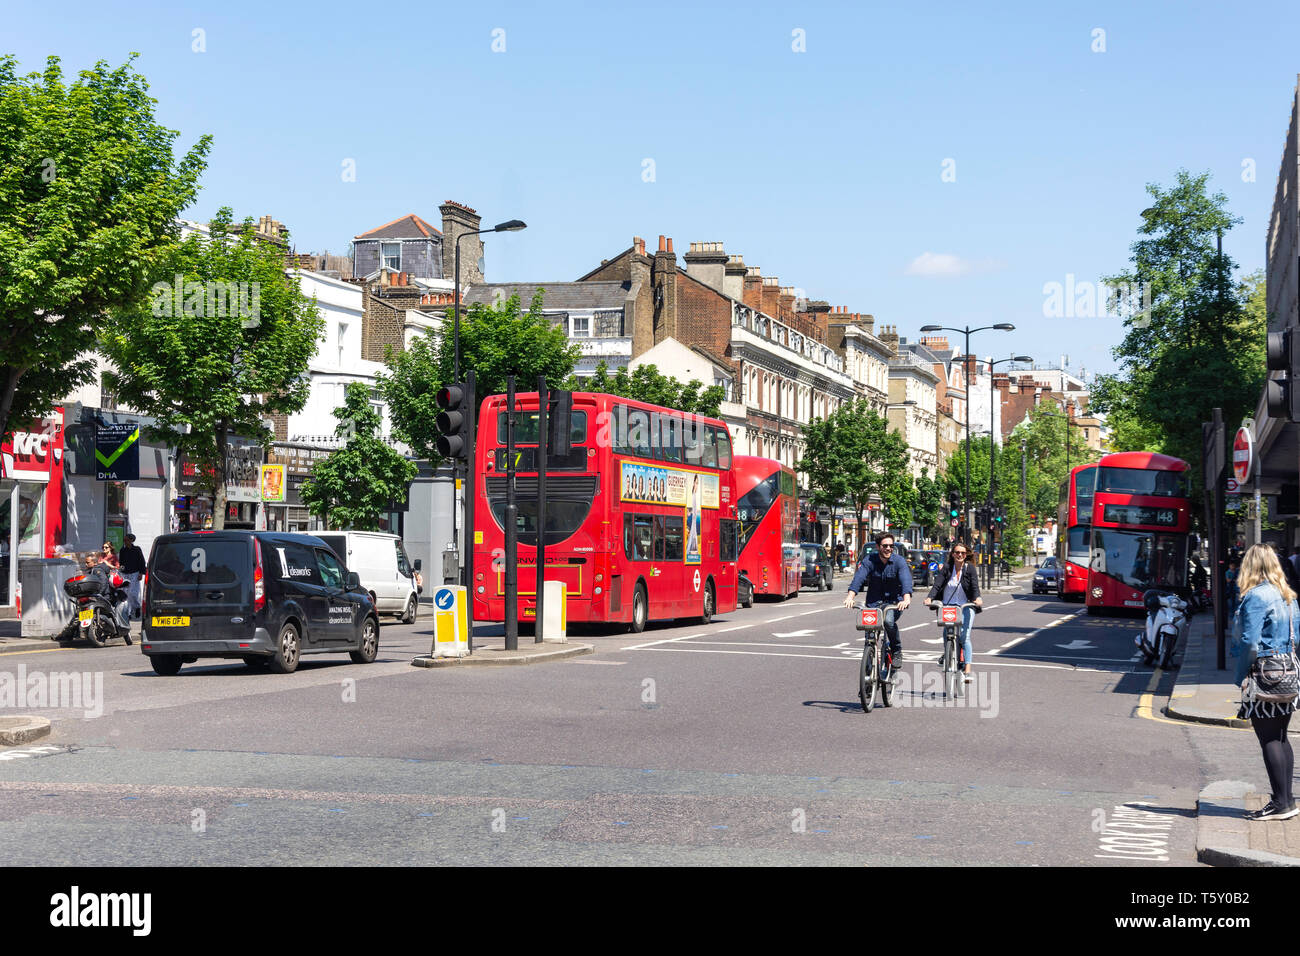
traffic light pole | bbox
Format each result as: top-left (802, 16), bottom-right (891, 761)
top-left (536, 377), bottom-right (548, 644)
top-left (464, 371), bottom-right (476, 650)
top-left (504, 376), bottom-right (518, 651)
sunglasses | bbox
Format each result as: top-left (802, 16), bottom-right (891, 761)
top-left (879, 544), bottom-right (894, 550)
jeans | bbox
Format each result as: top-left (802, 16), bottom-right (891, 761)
top-left (872, 604), bottom-right (903, 660)
top-left (126, 571), bottom-right (141, 618)
top-left (958, 604), bottom-right (975, 669)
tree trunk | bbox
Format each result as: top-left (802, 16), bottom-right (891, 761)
top-left (211, 422), bottom-right (228, 530)
top-left (0, 364), bottom-right (27, 444)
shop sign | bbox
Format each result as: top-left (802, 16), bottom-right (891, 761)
top-left (1, 411), bottom-right (63, 481)
top-left (95, 423), bottom-right (140, 480)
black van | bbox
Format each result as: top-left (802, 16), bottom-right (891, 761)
top-left (141, 531), bottom-right (380, 676)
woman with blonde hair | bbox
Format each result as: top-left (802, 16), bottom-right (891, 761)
top-left (1233, 543), bottom-right (1300, 821)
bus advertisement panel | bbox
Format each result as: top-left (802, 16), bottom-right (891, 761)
top-left (472, 392), bottom-right (739, 632)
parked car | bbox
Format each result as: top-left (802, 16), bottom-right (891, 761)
top-left (1032, 556), bottom-right (1063, 594)
top-left (738, 569), bottom-right (754, 608)
top-left (913, 549), bottom-right (946, 587)
top-left (141, 531), bottom-right (380, 676)
top-left (316, 531), bottom-right (421, 623)
top-left (800, 543), bottom-right (834, 591)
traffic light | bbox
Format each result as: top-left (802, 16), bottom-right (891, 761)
top-left (994, 505), bottom-right (1005, 526)
top-left (435, 382), bottom-right (473, 459)
top-left (1267, 330), bottom-right (1300, 422)
top-left (948, 492), bottom-right (960, 519)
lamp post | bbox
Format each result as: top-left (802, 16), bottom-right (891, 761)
top-left (919, 324), bottom-right (1015, 546)
top-left (450, 218), bottom-right (526, 593)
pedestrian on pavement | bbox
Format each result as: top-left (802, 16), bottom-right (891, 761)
top-left (98, 542), bottom-right (119, 569)
top-left (842, 531), bottom-right (913, 669)
top-left (119, 533), bottom-right (146, 620)
top-left (1232, 543), bottom-right (1300, 821)
top-left (926, 543), bottom-right (982, 683)
top-left (1226, 558), bottom-right (1240, 615)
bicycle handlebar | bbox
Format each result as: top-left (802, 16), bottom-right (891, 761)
top-left (851, 602), bottom-right (902, 612)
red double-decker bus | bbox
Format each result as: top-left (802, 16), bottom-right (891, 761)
top-left (472, 392), bottom-right (739, 632)
top-left (1086, 451), bottom-right (1191, 613)
top-left (732, 455), bottom-right (801, 600)
top-left (1055, 463), bottom-right (1097, 601)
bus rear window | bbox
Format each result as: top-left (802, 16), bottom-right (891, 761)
top-left (496, 410), bottom-right (587, 445)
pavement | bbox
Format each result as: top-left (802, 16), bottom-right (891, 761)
top-left (1167, 611), bottom-right (1300, 866)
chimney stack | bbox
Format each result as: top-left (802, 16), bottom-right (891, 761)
top-left (440, 200), bottom-right (484, 284)
top-left (685, 241), bottom-right (728, 293)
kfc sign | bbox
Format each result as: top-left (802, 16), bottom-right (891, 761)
top-left (1, 411), bottom-right (63, 481)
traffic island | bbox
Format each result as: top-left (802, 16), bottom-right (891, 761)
top-left (0, 716), bottom-right (51, 746)
top-left (412, 636), bottom-right (593, 668)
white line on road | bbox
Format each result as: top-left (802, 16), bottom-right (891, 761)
top-left (622, 632), bottom-right (707, 651)
top-left (765, 615), bottom-right (796, 623)
top-left (629, 645), bottom-right (1092, 670)
top-left (568, 659), bottom-right (627, 665)
top-left (987, 610), bottom-right (1083, 655)
top-left (718, 624), bottom-right (753, 632)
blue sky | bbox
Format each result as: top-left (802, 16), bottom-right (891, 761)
top-left (7, 0), bottom-right (1299, 375)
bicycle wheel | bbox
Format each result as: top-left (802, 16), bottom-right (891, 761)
top-left (944, 633), bottom-right (958, 700)
top-left (879, 641), bottom-right (895, 707)
top-left (859, 639), bottom-right (877, 713)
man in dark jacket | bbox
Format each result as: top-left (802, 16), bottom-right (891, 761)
top-left (842, 532), bottom-right (913, 667)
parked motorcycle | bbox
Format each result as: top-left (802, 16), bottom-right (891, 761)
top-left (1135, 589), bottom-right (1186, 668)
top-left (62, 565), bottom-right (133, 647)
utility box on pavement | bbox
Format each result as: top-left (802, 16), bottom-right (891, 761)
top-left (430, 585), bottom-right (469, 657)
top-left (541, 579), bottom-right (567, 643)
top-left (19, 558), bottom-right (78, 638)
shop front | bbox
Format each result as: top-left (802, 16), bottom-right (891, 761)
top-left (177, 440), bottom-right (262, 529)
top-left (1, 410), bottom-right (65, 607)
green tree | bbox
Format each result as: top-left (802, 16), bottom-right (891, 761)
top-left (300, 382), bottom-right (417, 530)
top-left (914, 467), bottom-right (945, 540)
top-left (379, 291), bottom-right (579, 462)
top-left (572, 361), bottom-right (726, 417)
top-left (102, 208), bottom-right (323, 528)
top-left (1091, 170), bottom-right (1266, 499)
top-left (799, 401), bottom-right (910, 542)
top-left (0, 54), bottom-right (210, 441)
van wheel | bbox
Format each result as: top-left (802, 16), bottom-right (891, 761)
top-left (400, 594), bottom-right (417, 625)
top-left (151, 655), bottom-right (183, 676)
top-left (629, 584), bottom-right (648, 633)
top-left (270, 622), bottom-right (301, 674)
top-left (351, 616), bottom-right (379, 664)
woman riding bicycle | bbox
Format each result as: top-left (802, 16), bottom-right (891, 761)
top-left (927, 543), bottom-right (982, 683)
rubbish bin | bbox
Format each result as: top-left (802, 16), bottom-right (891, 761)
top-left (19, 558), bottom-right (79, 639)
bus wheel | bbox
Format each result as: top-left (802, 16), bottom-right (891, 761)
top-left (699, 581), bottom-right (715, 625)
top-left (629, 584), bottom-right (648, 634)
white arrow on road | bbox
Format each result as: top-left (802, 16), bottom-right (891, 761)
top-left (1055, 640), bottom-right (1095, 650)
top-left (772, 629), bottom-right (817, 638)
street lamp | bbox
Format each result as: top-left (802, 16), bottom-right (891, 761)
top-left (919, 323), bottom-right (1015, 545)
top-left (453, 219), bottom-right (527, 382)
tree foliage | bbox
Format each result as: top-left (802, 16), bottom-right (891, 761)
top-left (300, 382), bottom-right (417, 530)
top-left (914, 467), bottom-right (945, 540)
top-left (1091, 170), bottom-right (1266, 500)
top-left (0, 54), bottom-right (210, 441)
top-left (102, 208), bottom-right (323, 528)
top-left (799, 401), bottom-right (910, 539)
top-left (572, 360), bottom-right (726, 417)
top-left (379, 291), bottom-right (579, 462)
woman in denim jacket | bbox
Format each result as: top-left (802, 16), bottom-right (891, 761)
top-left (1232, 544), bottom-right (1300, 821)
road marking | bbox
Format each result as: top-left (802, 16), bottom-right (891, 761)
top-left (765, 615), bottom-right (796, 623)
top-left (568, 659), bottom-right (627, 665)
top-left (901, 623), bottom-right (929, 632)
top-left (718, 624), bottom-right (753, 632)
top-left (622, 632), bottom-right (707, 651)
top-left (987, 610), bottom-right (1083, 655)
top-left (996, 600), bottom-right (1015, 607)
top-left (0, 648), bottom-right (69, 657)
top-left (691, 641), bottom-right (849, 650)
top-left (628, 645), bottom-right (1092, 669)
top-left (772, 629), bottom-right (817, 638)
top-left (998, 637), bottom-right (1028, 650)
top-left (1055, 640), bottom-right (1095, 650)
top-left (920, 637), bottom-right (943, 645)
top-left (1135, 667), bottom-right (1198, 727)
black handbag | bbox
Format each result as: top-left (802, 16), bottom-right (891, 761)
top-left (1247, 604), bottom-right (1300, 705)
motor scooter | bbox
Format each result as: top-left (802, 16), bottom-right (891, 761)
top-left (1135, 589), bottom-right (1186, 668)
top-left (63, 565), bottom-right (133, 647)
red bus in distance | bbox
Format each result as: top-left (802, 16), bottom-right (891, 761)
top-left (472, 392), bottom-right (739, 632)
top-left (732, 455), bottom-right (801, 600)
top-left (1086, 451), bottom-right (1191, 612)
top-left (1056, 463), bottom-right (1097, 601)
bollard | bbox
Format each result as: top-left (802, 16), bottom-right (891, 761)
top-left (541, 580), bottom-right (567, 643)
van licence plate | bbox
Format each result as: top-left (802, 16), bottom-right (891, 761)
top-left (151, 616), bottom-right (190, 627)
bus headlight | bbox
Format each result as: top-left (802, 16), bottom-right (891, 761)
top-left (476, 586), bottom-right (485, 594)
top-left (1091, 587), bottom-right (1102, 598)
top-left (594, 586), bottom-right (603, 595)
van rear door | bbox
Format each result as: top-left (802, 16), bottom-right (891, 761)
top-left (147, 535), bottom-right (252, 641)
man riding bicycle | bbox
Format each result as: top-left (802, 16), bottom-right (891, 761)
top-left (842, 531), bottom-right (913, 669)
top-left (926, 543), bottom-right (982, 683)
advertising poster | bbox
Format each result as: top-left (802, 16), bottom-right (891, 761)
top-left (260, 464), bottom-right (287, 502)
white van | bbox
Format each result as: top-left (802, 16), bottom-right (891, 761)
top-left (317, 531), bottom-right (421, 623)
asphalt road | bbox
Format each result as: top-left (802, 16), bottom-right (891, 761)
top-left (0, 574), bottom-right (1267, 865)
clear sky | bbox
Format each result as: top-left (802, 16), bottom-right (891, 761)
top-left (7, 0), bottom-right (1299, 376)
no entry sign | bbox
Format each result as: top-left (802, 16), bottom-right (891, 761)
top-left (1232, 427), bottom-right (1253, 483)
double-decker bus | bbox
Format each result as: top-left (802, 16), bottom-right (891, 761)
top-left (1055, 463), bottom-right (1097, 601)
top-left (472, 392), bottom-right (739, 632)
top-left (1086, 451), bottom-right (1191, 613)
top-left (732, 455), bottom-right (801, 600)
